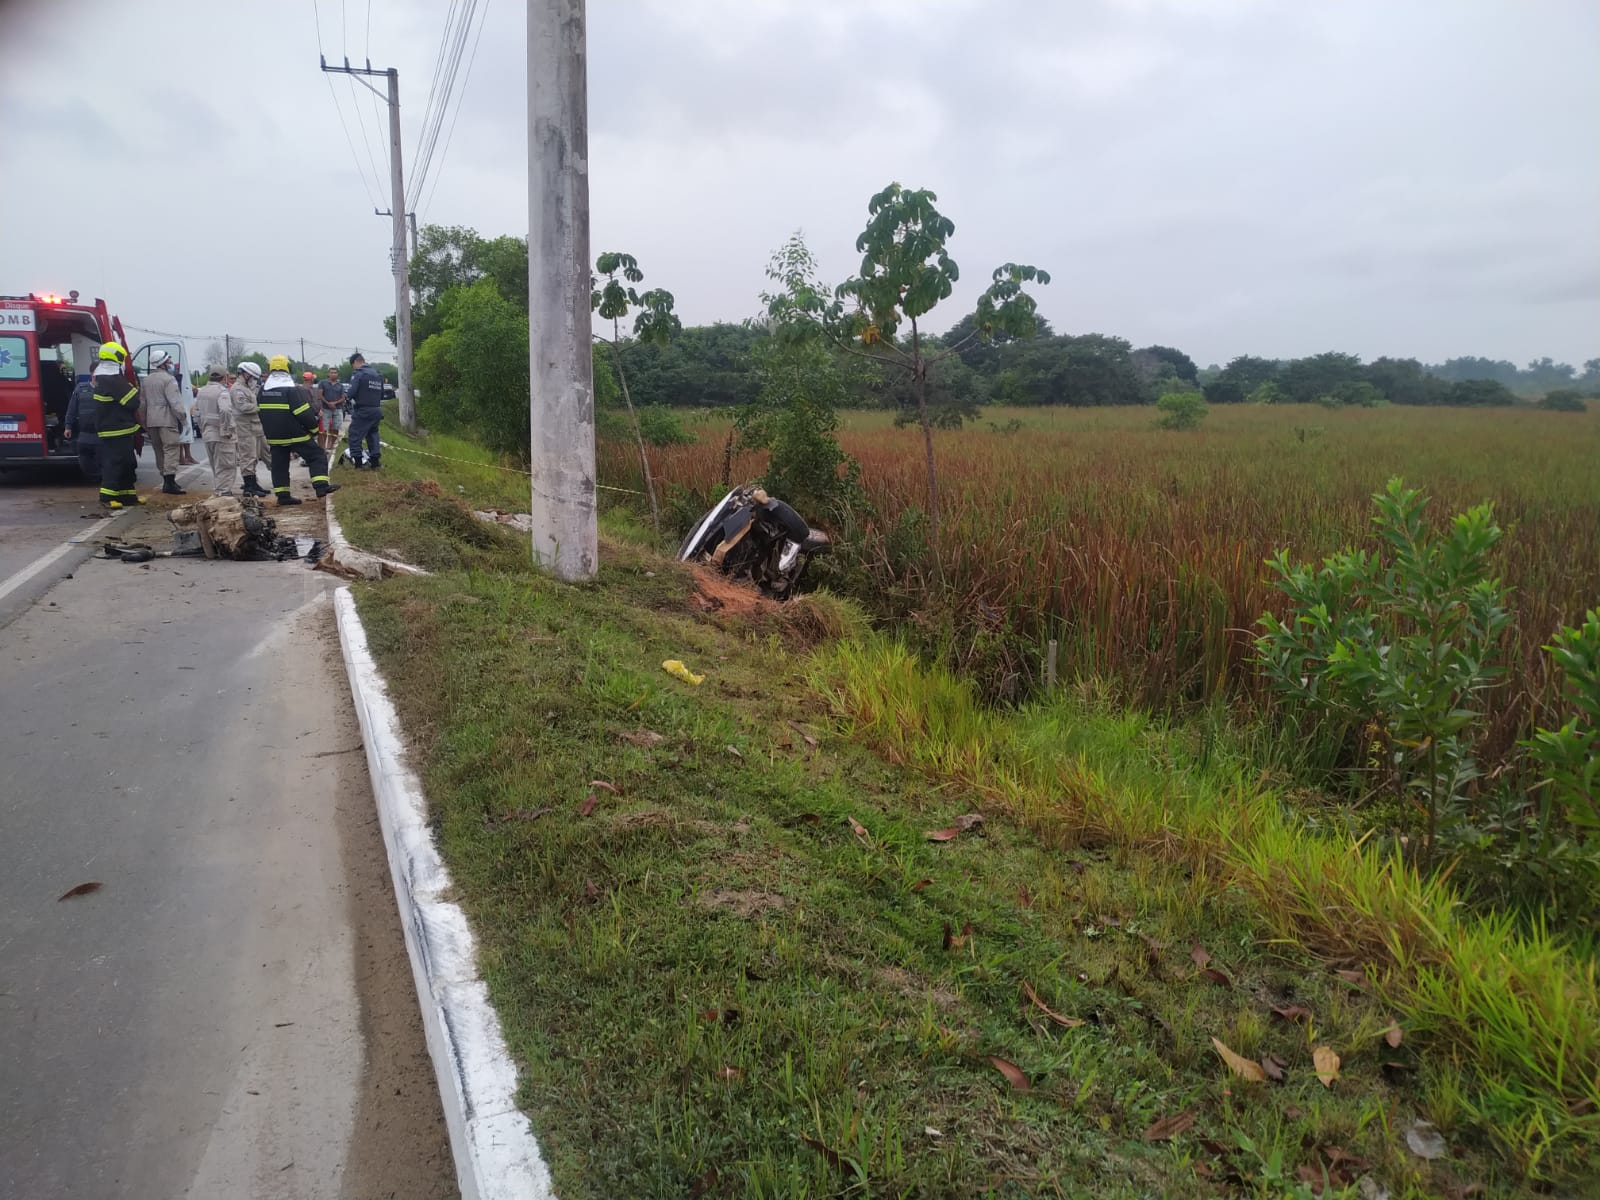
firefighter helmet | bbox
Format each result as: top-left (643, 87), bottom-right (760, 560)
top-left (238, 361), bottom-right (262, 379)
top-left (268, 354), bottom-right (290, 372)
top-left (98, 342), bottom-right (128, 364)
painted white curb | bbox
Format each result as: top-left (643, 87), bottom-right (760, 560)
top-left (335, 588), bottom-right (556, 1200)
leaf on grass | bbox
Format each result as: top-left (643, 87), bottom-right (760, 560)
top-left (618, 730), bottom-right (664, 748)
top-left (57, 881), bottom-right (102, 901)
top-left (1384, 1022), bottom-right (1404, 1048)
top-left (988, 1056), bottom-right (1031, 1090)
top-left (1335, 968), bottom-right (1366, 986)
top-left (1211, 1037), bottom-right (1267, 1083)
top-left (943, 921), bottom-right (973, 951)
top-left (1017, 885), bottom-right (1034, 909)
top-left (1404, 1120), bottom-right (1447, 1160)
top-left (699, 1007), bottom-right (741, 1026)
top-left (715, 1065), bottom-right (743, 1082)
top-left (1313, 1045), bottom-right (1341, 1087)
top-left (1259, 1052), bottom-right (1287, 1082)
top-left (953, 812), bottom-right (984, 831)
top-left (1141, 935), bottom-right (1168, 964)
top-left (581, 879), bottom-right (601, 902)
top-left (1190, 942), bottom-right (1212, 969)
top-left (1270, 1004), bottom-right (1313, 1023)
top-left (725, 744), bottom-right (743, 759)
top-left (925, 827), bottom-right (962, 842)
top-left (800, 1135), bottom-right (845, 1170)
top-left (787, 720), bottom-right (819, 749)
top-left (847, 816), bottom-right (869, 841)
top-left (909, 879), bottom-right (933, 892)
top-left (588, 780), bottom-right (618, 793)
top-left (578, 794), bottom-right (599, 817)
top-left (1142, 1110), bottom-right (1196, 1141)
top-left (1021, 980), bottom-right (1086, 1028)
top-left (1199, 967), bottom-right (1234, 988)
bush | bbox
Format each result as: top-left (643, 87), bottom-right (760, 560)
top-left (1155, 390), bottom-right (1208, 430)
top-left (410, 278), bottom-right (530, 461)
top-left (1540, 389), bottom-right (1588, 413)
top-left (1257, 479), bottom-right (1510, 864)
top-left (736, 338), bottom-right (861, 522)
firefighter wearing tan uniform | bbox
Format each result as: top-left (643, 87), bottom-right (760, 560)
top-left (140, 351), bottom-right (186, 494)
top-left (193, 367), bottom-right (238, 496)
top-left (230, 361), bottom-right (270, 497)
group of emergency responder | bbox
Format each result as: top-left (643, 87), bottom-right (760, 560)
top-left (63, 344), bottom-right (388, 510)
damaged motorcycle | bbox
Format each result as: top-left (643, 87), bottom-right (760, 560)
top-left (677, 485), bottom-right (830, 600)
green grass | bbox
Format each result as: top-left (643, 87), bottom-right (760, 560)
top-left (332, 418), bottom-right (1594, 1196)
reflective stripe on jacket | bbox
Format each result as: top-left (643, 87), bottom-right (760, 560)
top-left (94, 376), bottom-right (142, 438)
top-left (257, 384), bottom-right (319, 445)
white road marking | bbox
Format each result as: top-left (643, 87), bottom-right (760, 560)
top-left (0, 463), bottom-right (209, 605)
top-left (0, 535), bottom-right (100, 604)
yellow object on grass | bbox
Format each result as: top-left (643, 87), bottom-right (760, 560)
top-left (661, 659), bottom-right (705, 686)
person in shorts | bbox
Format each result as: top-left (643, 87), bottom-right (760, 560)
top-left (316, 366), bottom-right (345, 454)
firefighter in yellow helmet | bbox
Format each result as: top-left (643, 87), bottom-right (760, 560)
top-left (92, 342), bottom-right (145, 509)
top-left (256, 355), bottom-right (338, 505)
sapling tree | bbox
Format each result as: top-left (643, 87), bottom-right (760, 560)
top-left (762, 185), bottom-right (1048, 546)
top-left (592, 251), bottom-right (680, 536)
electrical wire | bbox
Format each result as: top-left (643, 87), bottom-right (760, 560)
top-left (408, 0), bottom-right (480, 211)
top-left (411, 0), bottom-right (463, 177)
top-left (313, 0), bottom-right (383, 209)
top-left (419, 0), bottom-right (491, 223)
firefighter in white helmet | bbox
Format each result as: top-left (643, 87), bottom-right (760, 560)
top-left (140, 349), bottom-right (186, 494)
top-left (230, 361), bottom-right (270, 496)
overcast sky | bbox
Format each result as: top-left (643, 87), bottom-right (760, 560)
top-left (2, 0), bottom-right (1595, 369)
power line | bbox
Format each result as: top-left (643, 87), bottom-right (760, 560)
top-left (312, 0), bottom-right (383, 208)
top-left (411, 0), bottom-right (463, 174)
top-left (409, 0), bottom-right (480, 211)
top-left (420, 0), bottom-right (492, 223)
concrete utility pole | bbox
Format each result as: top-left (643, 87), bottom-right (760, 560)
top-left (526, 0), bottom-right (597, 579)
top-left (320, 56), bottom-right (417, 434)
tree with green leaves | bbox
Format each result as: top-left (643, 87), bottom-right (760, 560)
top-left (763, 185), bottom-right (1048, 545)
top-left (592, 251), bottom-right (680, 536)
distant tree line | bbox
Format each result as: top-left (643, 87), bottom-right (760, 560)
top-left (396, 223), bottom-right (1596, 427)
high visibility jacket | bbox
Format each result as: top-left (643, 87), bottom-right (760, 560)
top-left (257, 383), bottom-right (318, 445)
top-left (194, 381), bottom-right (233, 437)
top-left (94, 373), bottom-right (142, 439)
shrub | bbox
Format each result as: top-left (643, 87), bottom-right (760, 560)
top-left (1257, 479), bottom-right (1510, 864)
top-left (1155, 390), bottom-right (1208, 430)
top-left (1527, 610), bottom-right (1600, 833)
top-left (1540, 389), bottom-right (1588, 413)
top-left (735, 338), bottom-right (861, 522)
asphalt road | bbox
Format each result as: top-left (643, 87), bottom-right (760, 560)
top-left (0, 475), bottom-right (455, 1197)
top-left (0, 444), bottom-right (208, 629)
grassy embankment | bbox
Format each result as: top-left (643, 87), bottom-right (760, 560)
top-left (332, 418), bottom-right (1597, 1197)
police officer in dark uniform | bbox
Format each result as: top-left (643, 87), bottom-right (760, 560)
top-left (92, 342), bottom-right (144, 509)
top-left (343, 351), bottom-right (384, 469)
top-left (257, 355), bottom-right (340, 506)
top-left (63, 368), bottom-right (100, 486)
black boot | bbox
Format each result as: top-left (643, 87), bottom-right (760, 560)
top-left (276, 494), bottom-right (304, 507)
top-left (241, 477), bottom-right (268, 497)
top-left (314, 482), bottom-right (341, 498)
top-left (161, 474), bottom-right (186, 495)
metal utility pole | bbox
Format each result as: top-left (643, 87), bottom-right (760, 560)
top-left (526, 0), bottom-right (596, 579)
top-left (320, 56), bottom-right (416, 434)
